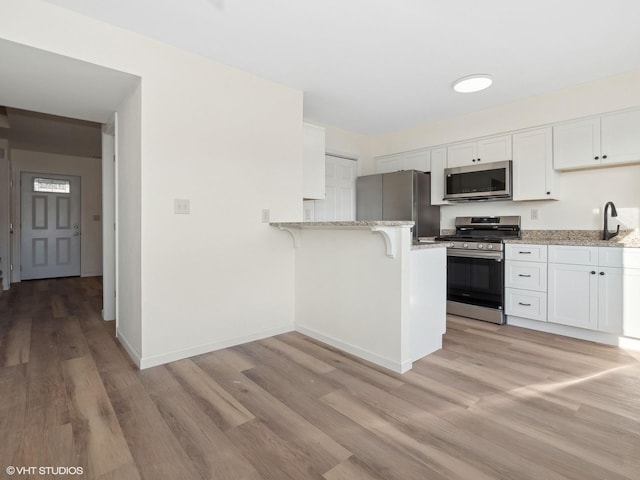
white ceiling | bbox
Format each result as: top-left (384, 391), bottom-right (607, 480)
top-left (0, 39), bottom-right (139, 124)
top-left (37, 0), bottom-right (640, 135)
top-left (0, 38), bottom-right (138, 158)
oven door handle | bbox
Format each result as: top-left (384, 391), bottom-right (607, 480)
top-left (447, 249), bottom-right (503, 261)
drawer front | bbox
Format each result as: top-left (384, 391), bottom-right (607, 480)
top-left (505, 244), bottom-right (547, 262)
top-left (505, 261), bottom-right (547, 291)
top-left (505, 288), bottom-right (547, 322)
top-left (548, 245), bottom-right (598, 266)
top-left (599, 247), bottom-right (640, 269)
top-left (598, 247), bottom-right (623, 268)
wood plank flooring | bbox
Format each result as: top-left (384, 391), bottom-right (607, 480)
top-left (1, 277), bottom-right (639, 479)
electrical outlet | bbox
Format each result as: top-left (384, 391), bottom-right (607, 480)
top-left (531, 208), bottom-right (539, 220)
top-left (174, 199), bottom-right (190, 214)
top-left (262, 209), bottom-right (270, 223)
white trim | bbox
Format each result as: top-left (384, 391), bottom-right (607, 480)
top-left (116, 329), bottom-right (142, 368)
top-left (295, 324), bottom-right (412, 373)
top-left (138, 324), bottom-right (294, 369)
top-left (277, 226), bottom-right (301, 248)
top-left (507, 315), bottom-right (640, 351)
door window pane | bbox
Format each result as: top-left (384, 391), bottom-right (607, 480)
top-left (33, 178), bottom-right (71, 194)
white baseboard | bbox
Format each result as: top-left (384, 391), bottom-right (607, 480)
top-left (116, 329), bottom-right (142, 368)
top-left (138, 324), bottom-right (294, 370)
top-left (507, 316), bottom-right (640, 351)
top-left (295, 324), bottom-right (411, 373)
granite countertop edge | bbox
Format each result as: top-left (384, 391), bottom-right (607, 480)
top-left (270, 221), bottom-right (415, 227)
top-left (503, 229), bottom-right (640, 248)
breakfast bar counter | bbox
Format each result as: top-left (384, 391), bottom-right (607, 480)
top-left (271, 221), bottom-right (446, 373)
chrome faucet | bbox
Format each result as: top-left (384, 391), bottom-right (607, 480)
top-left (603, 201), bottom-right (619, 240)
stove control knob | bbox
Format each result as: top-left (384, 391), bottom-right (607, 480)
top-left (487, 244), bottom-right (494, 250)
top-left (449, 242), bottom-right (455, 248)
top-left (463, 243), bottom-right (469, 249)
top-left (477, 243), bottom-right (484, 249)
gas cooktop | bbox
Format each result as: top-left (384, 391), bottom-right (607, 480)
top-left (436, 216), bottom-right (521, 245)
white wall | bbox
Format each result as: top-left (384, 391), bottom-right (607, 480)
top-left (373, 70), bottom-right (640, 231)
top-left (10, 149), bottom-right (103, 278)
top-left (114, 85), bottom-right (142, 361)
top-left (0, 0), bottom-right (302, 367)
top-left (0, 139), bottom-right (9, 290)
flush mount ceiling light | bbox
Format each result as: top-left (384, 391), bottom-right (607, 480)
top-left (452, 74), bottom-right (493, 93)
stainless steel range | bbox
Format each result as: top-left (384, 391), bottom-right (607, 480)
top-left (436, 216), bottom-right (521, 324)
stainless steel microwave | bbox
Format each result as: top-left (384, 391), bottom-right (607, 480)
top-left (444, 160), bottom-right (512, 201)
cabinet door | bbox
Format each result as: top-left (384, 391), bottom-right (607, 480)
top-left (553, 118), bottom-right (601, 170)
top-left (402, 150), bottom-right (431, 172)
top-left (600, 109), bottom-right (640, 166)
top-left (376, 155), bottom-right (402, 173)
top-left (512, 128), bottom-right (558, 201)
top-left (477, 135), bottom-right (512, 163)
top-left (302, 123), bottom-right (326, 199)
top-left (430, 147), bottom-right (450, 205)
top-left (447, 142), bottom-right (477, 168)
top-left (620, 268), bottom-right (640, 338)
top-left (597, 267), bottom-right (623, 334)
top-left (548, 263), bottom-right (598, 330)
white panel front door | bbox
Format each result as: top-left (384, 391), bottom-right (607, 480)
top-left (21, 172), bottom-right (81, 280)
top-left (314, 155), bottom-right (357, 221)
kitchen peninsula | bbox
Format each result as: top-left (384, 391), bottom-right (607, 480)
top-left (271, 221), bottom-right (446, 373)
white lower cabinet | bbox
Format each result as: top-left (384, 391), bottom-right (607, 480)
top-left (506, 288), bottom-right (547, 322)
top-left (547, 246), bottom-right (640, 336)
top-left (505, 244), bottom-right (548, 322)
top-left (548, 262), bottom-right (599, 330)
top-left (506, 244), bottom-right (640, 340)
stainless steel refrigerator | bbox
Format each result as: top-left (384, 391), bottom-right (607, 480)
top-left (356, 170), bottom-right (440, 242)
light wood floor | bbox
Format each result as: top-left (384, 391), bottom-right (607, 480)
top-left (1, 277), bottom-right (639, 480)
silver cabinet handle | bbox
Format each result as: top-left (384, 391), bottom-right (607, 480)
top-left (518, 251), bottom-right (532, 254)
top-left (518, 274), bottom-right (532, 277)
top-left (518, 302), bottom-right (531, 306)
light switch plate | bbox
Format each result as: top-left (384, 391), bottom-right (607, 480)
top-left (175, 199), bottom-right (190, 214)
top-left (531, 208), bottom-right (539, 220)
top-left (262, 209), bottom-right (270, 223)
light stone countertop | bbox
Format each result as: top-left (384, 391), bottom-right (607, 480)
top-left (504, 230), bottom-right (640, 248)
top-left (270, 221), bottom-right (414, 227)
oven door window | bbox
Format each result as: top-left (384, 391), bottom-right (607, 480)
top-left (447, 255), bottom-right (503, 309)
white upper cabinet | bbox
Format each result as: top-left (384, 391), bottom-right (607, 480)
top-left (376, 154), bottom-right (402, 173)
top-left (447, 135), bottom-right (512, 168)
top-left (512, 127), bottom-right (559, 201)
top-left (401, 149), bottom-right (431, 172)
top-left (447, 141), bottom-right (477, 168)
top-left (303, 123), bottom-right (326, 199)
top-left (553, 109), bottom-right (640, 170)
top-left (600, 109), bottom-right (640, 165)
top-left (429, 147), bottom-right (449, 205)
top-left (553, 117), bottom-right (600, 170)
top-left (375, 149), bottom-right (430, 174)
